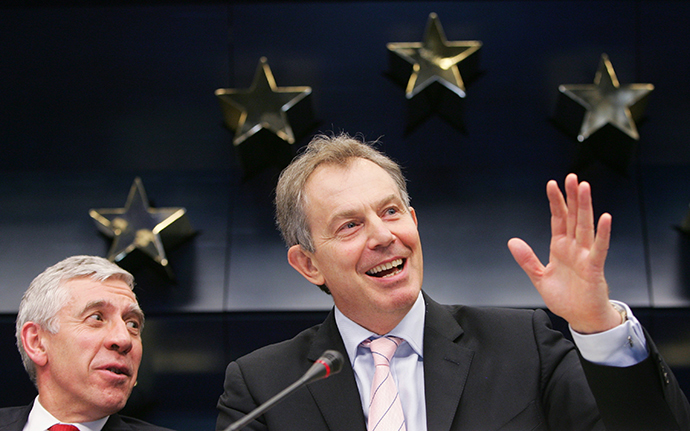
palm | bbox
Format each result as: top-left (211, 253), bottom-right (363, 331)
top-left (508, 174), bottom-right (619, 334)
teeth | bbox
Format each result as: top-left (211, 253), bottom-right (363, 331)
top-left (367, 258), bottom-right (403, 276)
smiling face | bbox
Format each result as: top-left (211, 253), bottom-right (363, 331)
top-left (287, 158), bottom-right (423, 334)
top-left (30, 276), bottom-right (144, 422)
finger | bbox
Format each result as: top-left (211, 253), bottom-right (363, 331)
top-left (547, 179), bottom-right (567, 238)
top-left (508, 238), bottom-right (545, 286)
top-left (564, 174), bottom-right (579, 238)
top-left (589, 212), bottom-right (612, 269)
top-left (576, 180), bottom-right (595, 247)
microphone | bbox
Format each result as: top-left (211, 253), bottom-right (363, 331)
top-left (224, 350), bottom-right (345, 431)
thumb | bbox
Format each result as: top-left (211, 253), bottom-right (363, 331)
top-left (507, 238), bottom-right (544, 285)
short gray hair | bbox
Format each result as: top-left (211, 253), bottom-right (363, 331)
top-left (275, 132), bottom-right (410, 253)
top-left (16, 255), bottom-right (136, 384)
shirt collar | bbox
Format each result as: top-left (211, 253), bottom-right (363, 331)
top-left (335, 291), bottom-right (425, 365)
top-left (27, 396), bottom-right (109, 431)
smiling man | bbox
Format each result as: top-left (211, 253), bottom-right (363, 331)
top-left (286, 157), bottom-right (424, 336)
top-left (216, 133), bottom-right (690, 431)
top-left (0, 255), bottom-right (173, 431)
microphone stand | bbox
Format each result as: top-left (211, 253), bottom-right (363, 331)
top-left (224, 373), bottom-right (312, 431)
top-left (223, 350), bottom-right (344, 431)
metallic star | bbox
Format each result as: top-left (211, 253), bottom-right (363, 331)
top-left (89, 177), bottom-right (194, 279)
top-left (387, 12), bottom-right (482, 99)
top-left (215, 57), bottom-right (312, 145)
top-left (558, 53), bottom-right (654, 142)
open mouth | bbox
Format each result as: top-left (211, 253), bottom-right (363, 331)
top-left (105, 366), bottom-right (130, 376)
top-left (366, 258), bottom-right (404, 278)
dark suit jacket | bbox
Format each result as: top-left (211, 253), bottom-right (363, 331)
top-left (0, 403), bottom-right (174, 431)
top-left (217, 292), bottom-right (690, 431)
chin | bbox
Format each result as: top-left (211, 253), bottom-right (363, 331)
top-left (386, 287), bottom-right (419, 307)
top-left (98, 390), bottom-right (131, 412)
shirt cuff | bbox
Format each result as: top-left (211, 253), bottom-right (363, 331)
top-left (569, 300), bottom-right (649, 367)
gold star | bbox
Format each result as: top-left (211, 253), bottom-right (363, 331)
top-left (215, 57), bottom-right (312, 145)
top-left (387, 12), bottom-right (482, 99)
top-left (558, 53), bottom-right (654, 141)
top-left (89, 177), bottom-right (194, 279)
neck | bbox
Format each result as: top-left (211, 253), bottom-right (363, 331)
top-left (358, 308), bottom-right (411, 335)
top-left (37, 386), bottom-right (109, 424)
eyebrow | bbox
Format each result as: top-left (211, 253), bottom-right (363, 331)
top-left (80, 300), bottom-right (145, 323)
top-left (328, 194), bottom-right (403, 226)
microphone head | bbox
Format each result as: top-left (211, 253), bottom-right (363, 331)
top-left (319, 350), bottom-right (344, 375)
top-left (303, 350), bottom-right (345, 384)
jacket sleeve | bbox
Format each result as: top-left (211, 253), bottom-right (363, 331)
top-left (580, 327), bottom-right (690, 431)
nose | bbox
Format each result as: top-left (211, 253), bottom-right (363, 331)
top-left (366, 216), bottom-right (395, 249)
top-left (106, 319), bottom-right (133, 354)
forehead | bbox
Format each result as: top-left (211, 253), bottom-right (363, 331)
top-left (303, 158), bottom-right (403, 229)
top-left (305, 158), bottom-right (399, 199)
top-left (62, 276), bottom-right (137, 307)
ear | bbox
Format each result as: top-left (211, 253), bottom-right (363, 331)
top-left (21, 322), bottom-right (48, 367)
top-left (409, 206), bottom-right (418, 227)
top-left (287, 245), bottom-right (325, 286)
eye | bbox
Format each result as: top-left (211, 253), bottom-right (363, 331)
top-left (88, 313), bottom-right (103, 322)
top-left (126, 319), bottom-right (142, 334)
top-left (383, 206), bottom-right (402, 218)
top-left (338, 220), bottom-right (359, 232)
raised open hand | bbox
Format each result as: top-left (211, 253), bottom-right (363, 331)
top-left (507, 174), bottom-right (622, 334)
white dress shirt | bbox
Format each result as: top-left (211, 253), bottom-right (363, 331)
top-left (334, 292), bottom-right (648, 431)
top-left (23, 396), bottom-right (108, 431)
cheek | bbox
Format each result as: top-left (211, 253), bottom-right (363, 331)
top-left (398, 226), bottom-right (422, 248)
top-left (341, 247), bottom-right (369, 273)
top-left (321, 243), bottom-right (361, 268)
top-left (133, 342), bottom-right (144, 363)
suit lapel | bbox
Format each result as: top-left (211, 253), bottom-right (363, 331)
top-left (422, 293), bottom-right (474, 431)
top-left (302, 297), bottom-right (473, 431)
top-left (306, 311), bottom-right (367, 431)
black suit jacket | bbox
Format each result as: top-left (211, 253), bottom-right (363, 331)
top-left (217, 292), bottom-right (690, 431)
top-left (0, 403), bottom-right (174, 431)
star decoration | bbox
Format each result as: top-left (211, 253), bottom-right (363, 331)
top-left (557, 53), bottom-right (654, 142)
top-left (387, 13), bottom-right (482, 99)
top-left (89, 177), bottom-right (195, 279)
top-left (386, 13), bottom-right (482, 132)
top-left (215, 57), bottom-right (315, 177)
top-left (215, 57), bottom-right (312, 145)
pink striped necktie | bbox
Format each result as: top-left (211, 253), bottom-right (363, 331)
top-left (49, 425), bottom-right (79, 431)
top-left (362, 336), bottom-right (406, 431)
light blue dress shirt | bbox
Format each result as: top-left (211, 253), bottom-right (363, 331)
top-left (334, 292), bottom-right (648, 431)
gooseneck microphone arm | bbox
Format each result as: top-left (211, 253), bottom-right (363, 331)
top-left (223, 350), bottom-right (345, 431)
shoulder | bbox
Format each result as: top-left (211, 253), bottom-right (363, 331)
top-left (428, 297), bottom-right (565, 351)
top-left (219, 319), bottom-right (330, 407)
top-left (0, 405), bottom-right (31, 430)
top-left (432, 298), bottom-right (545, 335)
top-left (106, 414), bottom-right (176, 431)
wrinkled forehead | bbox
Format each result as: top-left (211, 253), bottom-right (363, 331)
top-left (62, 276), bottom-right (138, 307)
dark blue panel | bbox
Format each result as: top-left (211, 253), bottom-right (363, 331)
top-left (0, 4), bottom-right (232, 171)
